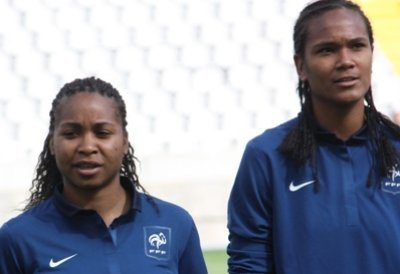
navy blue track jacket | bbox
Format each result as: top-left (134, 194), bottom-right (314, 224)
top-left (0, 179), bottom-right (207, 274)
top-left (228, 117), bottom-right (400, 274)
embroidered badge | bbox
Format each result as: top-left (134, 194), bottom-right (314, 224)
top-left (144, 226), bottom-right (171, 260)
top-left (381, 165), bottom-right (400, 195)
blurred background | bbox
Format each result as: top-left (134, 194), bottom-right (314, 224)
top-left (0, 0), bottom-right (399, 272)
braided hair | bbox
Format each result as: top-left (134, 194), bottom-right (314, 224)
top-left (279, 0), bottom-right (400, 191)
top-left (25, 77), bottom-right (148, 210)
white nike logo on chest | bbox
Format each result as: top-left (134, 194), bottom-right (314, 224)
top-left (289, 180), bottom-right (315, 192)
top-left (49, 254), bottom-right (77, 268)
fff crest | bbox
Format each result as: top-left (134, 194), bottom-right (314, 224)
top-left (144, 226), bottom-right (171, 260)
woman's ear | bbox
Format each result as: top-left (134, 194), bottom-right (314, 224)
top-left (123, 132), bottom-right (129, 155)
top-left (294, 54), bottom-right (307, 81)
top-left (49, 135), bottom-right (55, 155)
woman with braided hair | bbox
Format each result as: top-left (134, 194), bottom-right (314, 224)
top-left (0, 77), bottom-right (207, 274)
top-left (227, 0), bottom-right (400, 273)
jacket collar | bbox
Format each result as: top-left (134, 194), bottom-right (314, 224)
top-left (53, 177), bottom-right (141, 218)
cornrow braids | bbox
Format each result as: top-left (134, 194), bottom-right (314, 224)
top-left (364, 89), bottom-right (400, 186)
top-left (293, 0), bottom-right (374, 59)
top-left (279, 80), bottom-right (321, 191)
top-left (279, 0), bottom-right (400, 191)
top-left (25, 77), bottom-right (149, 210)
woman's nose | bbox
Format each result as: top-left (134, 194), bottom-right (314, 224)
top-left (78, 134), bottom-right (98, 154)
top-left (336, 49), bottom-right (355, 69)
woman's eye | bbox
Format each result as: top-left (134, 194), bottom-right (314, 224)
top-left (97, 131), bottom-right (111, 137)
top-left (352, 43), bottom-right (365, 49)
top-left (62, 131), bottom-right (77, 138)
top-left (318, 47), bottom-right (333, 54)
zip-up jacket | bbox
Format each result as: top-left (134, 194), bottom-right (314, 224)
top-left (228, 117), bottom-right (400, 274)
top-left (0, 178), bottom-right (208, 274)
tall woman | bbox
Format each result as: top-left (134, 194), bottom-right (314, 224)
top-left (227, 1), bottom-right (400, 273)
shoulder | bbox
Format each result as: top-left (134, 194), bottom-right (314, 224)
top-left (246, 117), bottom-right (298, 153)
top-left (135, 193), bottom-right (200, 249)
top-left (137, 193), bottom-right (195, 225)
top-left (0, 207), bottom-right (35, 248)
top-left (0, 198), bottom-right (55, 240)
top-left (1, 208), bottom-right (35, 235)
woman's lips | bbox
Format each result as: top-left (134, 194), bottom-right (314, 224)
top-left (73, 162), bottom-right (101, 176)
top-left (334, 76), bottom-right (358, 87)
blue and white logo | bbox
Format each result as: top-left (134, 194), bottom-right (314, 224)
top-left (144, 226), bottom-right (171, 260)
top-left (382, 165), bottom-right (400, 195)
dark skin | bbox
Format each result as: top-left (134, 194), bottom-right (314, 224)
top-left (295, 8), bottom-right (373, 141)
top-left (49, 92), bottom-right (130, 226)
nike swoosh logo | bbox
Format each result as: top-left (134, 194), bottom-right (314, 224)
top-left (289, 180), bottom-right (315, 192)
top-left (49, 254), bottom-right (77, 268)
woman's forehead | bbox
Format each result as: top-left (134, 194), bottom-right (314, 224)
top-left (306, 8), bottom-right (369, 42)
top-left (55, 92), bottom-right (120, 122)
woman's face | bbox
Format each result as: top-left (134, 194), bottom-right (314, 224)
top-left (295, 8), bottom-right (373, 110)
top-left (50, 92), bottom-right (128, 193)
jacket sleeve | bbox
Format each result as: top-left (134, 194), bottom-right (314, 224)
top-left (178, 217), bottom-right (208, 274)
top-left (0, 223), bottom-right (23, 274)
top-left (227, 141), bottom-right (275, 273)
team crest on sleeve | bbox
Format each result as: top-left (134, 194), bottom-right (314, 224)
top-left (144, 226), bottom-right (171, 260)
top-left (381, 165), bottom-right (400, 195)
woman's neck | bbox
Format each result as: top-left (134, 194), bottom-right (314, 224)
top-left (63, 181), bottom-right (131, 227)
top-left (312, 101), bottom-right (365, 141)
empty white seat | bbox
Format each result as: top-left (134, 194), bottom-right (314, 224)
top-left (265, 14), bottom-right (293, 43)
top-left (245, 40), bottom-right (278, 66)
top-left (127, 68), bottom-right (159, 93)
top-left (47, 51), bottom-right (81, 79)
top-left (173, 90), bottom-right (205, 115)
top-left (239, 83), bottom-right (273, 112)
top-left (2, 30), bottom-right (33, 56)
top-left (14, 51), bottom-right (46, 77)
top-left (100, 26), bottom-right (131, 50)
top-left (204, 85), bottom-right (239, 114)
top-left (114, 46), bottom-right (146, 72)
top-left (0, 72), bottom-right (24, 101)
top-left (148, 45), bottom-right (178, 70)
top-left (17, 118), bottom-right (48, 157)
top-left (81, 48), bottom-right (113, 73)
top-left (42, 0), bottom-right (74, 10)
top-left (153, 1), bottom-right (183, 27)
top-left (165, 23), bottom-right (197, 47)
top-left (228, 64), bottom-right (259, 91)
top-left (161, 66), bottom-right (191, 93)
top-left (11, 0), bottom-right (44, 13)
top-left (4, 96), bottom-right (37, 124)
top-left (88, 4), bottom-right (119, 29)
top-left (186, 109), bottom-right (219, 134)
top-left (260, 62), bottom-right (295, 92)
top-left (132, 24), bottom-right (163, 48)
top-left (192, 66), bottom-right (225, 92)
top-left (231, 18), bottom-right (262, 44)
top-left (218, 0), bottom-right (249, 24)
top-left (120, 2), bottom-right (152, 28)
top-left (35, 26), bottom-right (68, 54)
top-left (251, 1), bottom-right (280, 21)
top-left (198, 20), bottom-right (229, 46)
top-left (0, 138), bottom-right (25, 165)
top-left (213, 42), bottom-right (243, 68)
top-left (138, 89), bottom-right (173, 117)
top-left (23, 7), bottom-right (54, 33)
top-left (180, 43), bottom-right (211, 68)
top-left (25, 72), bottom-right (58, 101)
top-left (184, 1), bottom-right (215, 25)
top-left (55, 6), bottom-right (86, 32)
top-left (67, 25), bottom-right (98, 51)
top-left (75, 0), bottom-right (108, 9)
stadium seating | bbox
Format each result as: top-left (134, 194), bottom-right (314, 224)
top-left (0, 0), bottom-right (399, 249)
